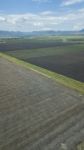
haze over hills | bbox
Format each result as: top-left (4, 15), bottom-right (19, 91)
top-left (0, 29), bottom-right (84, 38)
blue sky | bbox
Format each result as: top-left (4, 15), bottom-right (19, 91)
top-left (0, 0), bottom-right (84, 31)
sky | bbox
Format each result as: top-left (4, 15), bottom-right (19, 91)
top-left (0, 0), bottom-right (84, 31)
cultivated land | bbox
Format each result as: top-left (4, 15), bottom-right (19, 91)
top-left (0, 36), bottom-right (84, 82)
top-left (0, 56), bottom-right (84, 150)
top-left (0, 36), bottom-right (84, 150)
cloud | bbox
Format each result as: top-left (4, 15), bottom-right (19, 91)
top-left (73, 23), bottom-right (84, 30)
top-left (61, 0), bottom-right (84, 6)
top-left (0, 9), bottom-right (84, 31)
top-left (40, 11), bottom-right (53, 15)
top-left (0, 16), bottom-right (5, 22)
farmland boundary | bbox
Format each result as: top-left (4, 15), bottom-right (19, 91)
top-left (0, 52), bottom-right (84, 94)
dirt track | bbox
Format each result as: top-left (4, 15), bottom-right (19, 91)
top-left (0, 57), bottom-right (84, 150)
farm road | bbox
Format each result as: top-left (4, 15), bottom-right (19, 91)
top-left (0, 57), bottom-right (84, 150)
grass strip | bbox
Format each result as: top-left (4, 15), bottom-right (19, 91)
top-left (0, 52), bottom-right (84, 95)
top-left (77, 142), bottom-right (84, 150)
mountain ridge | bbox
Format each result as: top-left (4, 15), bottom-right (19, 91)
top-left (0, 29), bottom-right (84, 38)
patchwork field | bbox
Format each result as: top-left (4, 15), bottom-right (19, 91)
top-left (0, 36), bottom-right (84, 82)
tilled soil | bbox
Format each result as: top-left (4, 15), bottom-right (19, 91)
top-left (0, 41), bottom-right (77, 51)
top-left (26, 52), bottom-right (84, 82)
top-left (0, 57), bottom-right (84, 150)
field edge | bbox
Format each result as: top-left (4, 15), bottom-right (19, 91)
top-left (0, 52), bottom-right (84, 95)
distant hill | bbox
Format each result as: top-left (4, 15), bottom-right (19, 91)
top-left (0, 29), bottom-right (84, 38)
top-left (80, 29), bottom-right (84, 32)
top-left (0, 31), bottom-right (29, 38)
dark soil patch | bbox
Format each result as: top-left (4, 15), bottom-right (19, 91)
top-left (0, 41), bottom-right (79, 51)
top-left (24, 54), bottom-right (84, 82)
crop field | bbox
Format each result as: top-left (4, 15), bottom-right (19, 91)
top-left (0, 36), bottom-right (84, 82)
top-left (0, 36), bottom-right (84, 150)
top-left (0, 57), bottom-right (84, 150)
